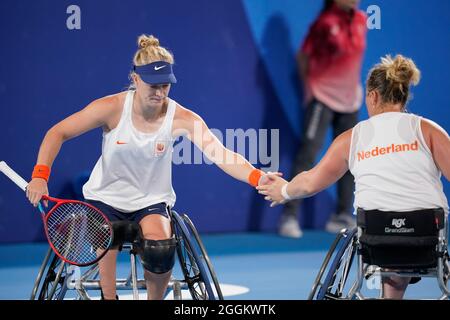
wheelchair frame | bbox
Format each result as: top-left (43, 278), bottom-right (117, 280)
top-left (30, 209), bottom-right (223, 300)
top-left (309, 214), bottom-right (450, 300)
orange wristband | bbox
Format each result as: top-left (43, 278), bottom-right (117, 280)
top-left (248, 169), bottom-right (263, 187)
top-left (32, 164), bottom-right (51, 182)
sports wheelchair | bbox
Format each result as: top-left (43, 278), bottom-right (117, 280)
top-left (29, 208), bottom-right (223, 300)
top-left (309, 208), bottom-right (450, 300)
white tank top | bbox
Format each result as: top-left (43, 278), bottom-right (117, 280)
top-left (83, 90), bottom-right (176, 212)
top-left (349, 112), bottom-right (448, 214)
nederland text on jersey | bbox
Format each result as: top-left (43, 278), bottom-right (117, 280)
top-left (357, 140), bottom-right (419, 161)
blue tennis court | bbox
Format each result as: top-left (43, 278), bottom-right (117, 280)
top-left (0, 231), bottom-right (443, 300)
top-left (0, 0), bottom-right (449, 303)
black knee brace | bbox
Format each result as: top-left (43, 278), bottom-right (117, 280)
top-left (139, 238), bottom-right (177, 274)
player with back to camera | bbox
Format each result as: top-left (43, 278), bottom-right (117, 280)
top-left (258, 54), bottom-right (450, 299)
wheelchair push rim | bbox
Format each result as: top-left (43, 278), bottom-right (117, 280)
top-left (182, 213), bottom-right (223, 300)
top-left (171, 210), bottom-right (223, 300)
top-left (309, 228), bottom-right (357, 300)
top-left (31, 247), bottom-right (71, 300)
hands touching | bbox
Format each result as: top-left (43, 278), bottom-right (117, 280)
top-left (257, 172), bottom-right (291, 207)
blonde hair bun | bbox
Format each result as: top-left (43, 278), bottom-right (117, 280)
top-left (138, 34), bottom-right (160, 49)
top-left (133, 34), bottom-right (174, 66)
top-left (366, 54), bottom-right (421, 108)
top-left (384, 54), bottom-right (421, 87)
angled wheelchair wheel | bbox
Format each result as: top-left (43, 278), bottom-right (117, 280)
top-left (31, 247), bottom-right (71, 300)
top-left (309, 228), bottom-right (358, 300)
top-left (171, 210), bottom-right (223, 300)
top-left (182, 214), bottom-right (223, 300)
top-left (30, 247), bottom-right (53, 300)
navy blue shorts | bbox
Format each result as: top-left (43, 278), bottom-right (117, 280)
top-left (84, 199), bottom-right (169, 223)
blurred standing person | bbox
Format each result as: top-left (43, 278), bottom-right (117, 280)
top-left (279, 0), bottom-right (367, 237)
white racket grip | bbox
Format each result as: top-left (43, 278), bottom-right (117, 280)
top-left (0, 161), bottom-right (28, 192)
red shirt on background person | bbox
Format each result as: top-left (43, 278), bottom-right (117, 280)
top-left (300, 2), bottom-right (367, 112)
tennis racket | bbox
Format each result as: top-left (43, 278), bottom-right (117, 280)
top-left (0, 161), bottom-right (113, 266)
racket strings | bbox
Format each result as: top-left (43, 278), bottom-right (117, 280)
top-left (46, 202), bottom-right (112, 265)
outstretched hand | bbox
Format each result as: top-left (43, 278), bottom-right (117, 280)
top-left (258, 171), bottom-right (283, 186)
top-left (256, 174), bottom-right (289, 207)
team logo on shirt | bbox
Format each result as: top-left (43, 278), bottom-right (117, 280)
top-left (155, 141), bottom-right (166, 156)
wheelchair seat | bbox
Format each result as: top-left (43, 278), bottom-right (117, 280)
top-left (357, 208), bottom-right (445, 269)
top-left (309, 207), bottom-right (450, 300)
top-left (110, 221), bottom-right (143, 249)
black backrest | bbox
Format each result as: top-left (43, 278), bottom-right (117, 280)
top-left (357, 208), bottom-right (445, 268)
top-left (357, 208), bottom-right (444, 236)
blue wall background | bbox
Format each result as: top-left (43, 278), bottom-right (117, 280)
top-left (0, 0), bottom-right (448, 243)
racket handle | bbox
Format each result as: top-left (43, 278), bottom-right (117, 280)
top-left (0, 161), bottom-right (28, 192)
